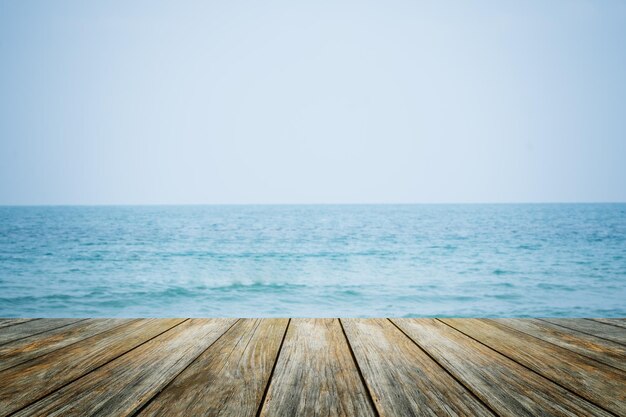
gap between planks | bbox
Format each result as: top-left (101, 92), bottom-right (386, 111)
top-left (254, 318), bottom-right (291, 417)
top-left (437, 319), bottom-right (623, 417)
top-left (385, 318), bottom-right (498, 416)
top-left (1, 319), bottom-right (623, 417)
top-left (1, 319), bottom-right (189, 416)
top-left (486, 318), bottom-right (626, 373)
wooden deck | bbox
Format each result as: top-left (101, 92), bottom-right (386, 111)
top-left (0, 318), bottom-right (624, 416)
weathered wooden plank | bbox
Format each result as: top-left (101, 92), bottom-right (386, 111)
top-left (1, 318), bottom-right (623, 417)
top-left (0, 318), bottom-right (184, 416)
top-left (392, 319), bottom-right (613, 417)
top-left (0, 319), bottom-right (37, 330)
top-left (259, 318), bottom-right (375, 417)
top-left (542, 318), bottom-right (626, 345)
top-left (0, 318), bottom-right (84, 345)
top-left (491, 318), bottom-right (626, 372)
top-left (0, 318), bottom-right (132, 372)
top-left (589, 318), bottom-right (626, 329)
top-left (341, 318), bottom-right (495, 416)
top-left (442, 318), bottom-right (626, 416)
top-left (14, 318), bottom-right (237, 417)
top-left (138, 318), bottom-right (287, 417)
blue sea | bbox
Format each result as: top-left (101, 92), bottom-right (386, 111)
top-left (0, 204), bottom-right (624, 317)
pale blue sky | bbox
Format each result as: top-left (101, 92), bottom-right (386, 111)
top-left (1, 0), bottom-right (625, 204)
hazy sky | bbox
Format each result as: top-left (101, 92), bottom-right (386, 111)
top-left (1, 0), bottom-right (625, 204)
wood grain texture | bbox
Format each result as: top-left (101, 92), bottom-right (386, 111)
top-left (259, 318), bottom-right (375, 417)
top-left (0, 318), bottom-right (132, 372)
top-left (392, 318), bottom-right (613, 417)
top-left (0, 319), bottom-right (37, 330)
top-left (341, 318), bottom-right (495, 417)
top-left (0, 318), bottom-right (84, 345)
top-left (138, 318), bottom-right (287, 417)
top-left (14, 318), bottom-right (236, 417)
top-left (1, 318), bottom-right (623, 417)
top-left (0, 318), bottom-right (184, 416)
top-left (589, 318), bottom-right (626, 329)
top-left (542, 318), bottom-right (626, 345)
top-left (442, 318), bottom-right (626, 416)
top-left (491, 318), bottom-right (626, 372)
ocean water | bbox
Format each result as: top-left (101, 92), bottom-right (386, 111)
top-left (0, 204), bottom-right (624, 317)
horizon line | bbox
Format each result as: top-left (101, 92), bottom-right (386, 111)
top-left (1, 201), bottom-right (625, 207)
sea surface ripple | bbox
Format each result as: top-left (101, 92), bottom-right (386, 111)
top-left (0, 204), bottom-right (624, 317)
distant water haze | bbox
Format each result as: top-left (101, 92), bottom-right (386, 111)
top-left (1, 204), bottom-right (624, 317)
